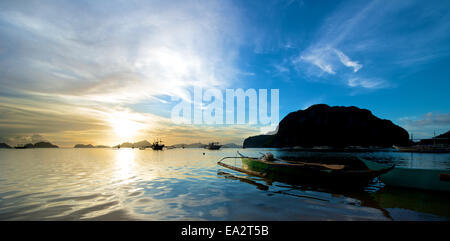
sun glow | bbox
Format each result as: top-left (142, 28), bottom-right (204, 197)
top-left (108, 111), bottom-right (146, 140)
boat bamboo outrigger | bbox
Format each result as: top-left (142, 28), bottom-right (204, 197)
top-left (217, 152), bottom-right (395, 188)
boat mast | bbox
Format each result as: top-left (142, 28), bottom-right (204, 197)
top-left (434, 130), bottom-right (436, 145)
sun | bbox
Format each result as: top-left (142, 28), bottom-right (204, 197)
top-left (108, 111), bottom-right (145, 140)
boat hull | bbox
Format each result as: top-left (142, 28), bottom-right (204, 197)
top-left (207, 146), bottom-right (221, 150)
top-left (393, 145), bottom-right (450, 153)
top-left (241, 157), bottom-right (392, 188)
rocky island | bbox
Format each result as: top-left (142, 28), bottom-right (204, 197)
top-left (13, 141), bottom-right (59, 148)
top-left (0, 143), bottom-right (12, 148)
top-left (32, 142), bottom-right (59, 148)
top-left (74, 144), bottom-right (111, 148)
top-left (74, 144), bottom-right (94, 148)
top-left (168, 143), bottom-right (242, 148)
top-left (244, 104), bottom-right (409, 148)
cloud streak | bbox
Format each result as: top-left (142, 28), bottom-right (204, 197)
top-left (399, 112), bottom-right (450, 139)
top-left (347, 77), bottom-right (386, 89)
top-left (0, 0), bottom-right (243, 104)
top-left (0, 0), bottom-right (250, 145)
top-left (292, 0), bottom-right (450, 90)
top-left (299, 52), bottom-right (336, 75)
top-left (334, 49), bottom-right (362, 72)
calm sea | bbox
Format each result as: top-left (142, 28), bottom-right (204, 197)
top-left (0, 148), bottom-right (449, 221)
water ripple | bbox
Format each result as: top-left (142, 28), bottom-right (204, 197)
top-left (0, 148), bottom-right (449, 220)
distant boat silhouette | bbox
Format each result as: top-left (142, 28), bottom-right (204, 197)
top-left (14, 143), bottom-right (34, 149)
top-left (152, 139), bottom-right (164, 150)
top-left (393, 144), bottom-right (450, 153)
top-left (206, 142), bottom-right (222, 150)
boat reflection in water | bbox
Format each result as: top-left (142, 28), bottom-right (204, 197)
top-left (219, 152), bottom-right (394, 190)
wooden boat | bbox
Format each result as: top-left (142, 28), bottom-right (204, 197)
top-left (206, 142), bottom-right (222, 150)
top-left (362, 160), bottom-right (450, 192)
top-left (218, 152), bottom-right (394, 188)
top-left (393, 144), bottom-right (450, 153)
top-left (151, 140), bottom-right (164, 150)
top-left (14, 143), bottom-right (33, 149)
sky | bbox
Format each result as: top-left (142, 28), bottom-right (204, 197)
top-left (0, 0), bottom-right (449, 147)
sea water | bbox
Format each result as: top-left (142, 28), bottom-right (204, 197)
top-left (0, 148), bottom-right (449, 220)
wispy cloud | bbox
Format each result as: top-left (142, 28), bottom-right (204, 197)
top-left (299, 52), bottom-right (336, 75)
top-left (347, 77), bottom-right (386, 89)
top-left (292, 0), bottom-right (450, 90)
top-left (296, 47), bottom-right (362, 76)
top-left (0, 0), bottom-right (243, 104)
top-left (273, 64), bottom-right (290, 73)
top-left (334, 49), bottom-right (362, 72)
top-left (399, 112), bottom-right (450, 139)
top-left (0, 0), bottom-right (248, 145)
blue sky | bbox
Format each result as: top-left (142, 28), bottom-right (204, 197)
top-left (233, 0), bottom-right (450, 138)
top-left (0, 0), bottom-right (449, 146)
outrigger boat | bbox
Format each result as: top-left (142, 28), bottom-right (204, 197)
top-left (217, 152), bottom-right (394, 188)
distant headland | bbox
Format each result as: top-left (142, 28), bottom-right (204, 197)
top-left (74, 144), bottom-right (110, 148)
top-left (244, 104), bottom-right (410, 148)
top-left (111, 141), bottom-right (242, 149)
top-left (0, 143), bottom-right (12, 148)
top-left (0, 141), bottom-right (60, 149)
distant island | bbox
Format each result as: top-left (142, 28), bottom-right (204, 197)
top-left (168, 142), bottom-right (242, 148)
top-left (243, 104), bottom-right (409, 148)
top-left (221, 143), bottom-right (242, 148)
top-left (11, 141), bottom-right (59, 149)
top-left (170, 143), bottom-right (205, 148)
top-left (74, 144), bottom-right (110, 148)
top-left (113, 140), bottom-right (152, 148)
top-left (0, 143), bottom-right (12, 148)
top-left (110, 141), bottom-right (242, 149)
top-left (34, 142), bottom-right (59, 148)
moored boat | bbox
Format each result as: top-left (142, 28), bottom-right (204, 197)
top-left (218, 152), bottom-right (394, 188)
top-left (393, 144), bottom-right (450, 153)
top-left (206, 142), bottom-right (222, 150)
top-left (151, 139), bottom-right (164, 150)
top-left (362, 160), bottom-right (450, 192)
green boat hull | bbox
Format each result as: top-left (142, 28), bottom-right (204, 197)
top-left (241, 157), bottom-right (392, 188)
